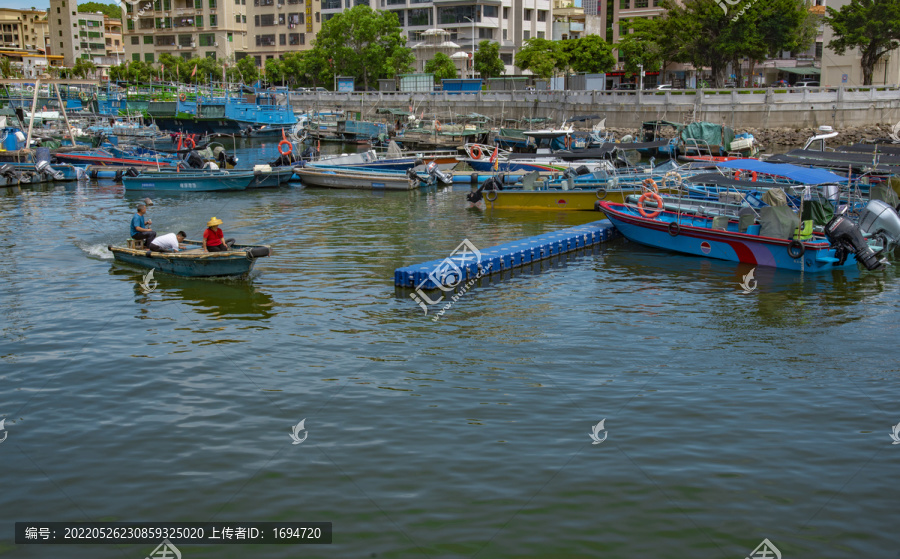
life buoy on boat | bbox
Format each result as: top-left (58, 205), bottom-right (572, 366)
top-left (183, 137), bottom-right (195, 149)
top-left (179, 93), bottom-right (187, 102)
top-left (787, 239), bottom-right (805, 258)
top-left (734, 170), bottom-right (741, 181)
top-left (751, 171), bottom-right (758, 182)
top-left (435, 119), bottom-right (442, 132)
top-left (642, 178), bottom-right (659, 194)
top-left (470, 145), bottom-right (483, 160)
top-left (637, 191), bottom-right (663, 218)
top-left (278, 140), bottom-right (293, 156)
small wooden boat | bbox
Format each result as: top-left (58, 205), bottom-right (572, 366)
top-left (248, 165), bottom-right (296, 188)
top-left (108, 239), bottom-right (271, 278)
top-left (292, 166), bottom-right (416, 190)
top-left (599, 201), bottom-right (884, 272)
top-left (122, 169), bottom-right (256, 191)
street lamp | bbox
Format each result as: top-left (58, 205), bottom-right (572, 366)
top-left (463, 16), bottom-right (475, 79)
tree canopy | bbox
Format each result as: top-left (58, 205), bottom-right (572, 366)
top-left (425, 52), bottom-right (458, 83)
top-left (616, 18), bottom-right (671, 78)
top-left (514, 38), bottom-right (562, 80)
top-left (310, 5), bottom-right (414, 90)
top-left (474, 40), bottom-right (505, 79)
top-left (77, 2), bottom-right (121, 19)
top-left (826, 0), bottom-right (900, 85)
top-left (515, 36), bottom-right (615, 80)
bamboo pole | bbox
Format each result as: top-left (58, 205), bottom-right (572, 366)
top-left (24, 78), bottom-right (41, 152)
top-left (53, 83), bottom-right (77, 144)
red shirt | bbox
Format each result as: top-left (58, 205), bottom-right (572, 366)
top-left (204, 227), bottom-right (224, 246)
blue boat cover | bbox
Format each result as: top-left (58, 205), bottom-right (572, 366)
top-left (716, 159), bottom-right (848, 184)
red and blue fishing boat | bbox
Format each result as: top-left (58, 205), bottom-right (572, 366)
top-left (598, 200), bottom-right (885, 272)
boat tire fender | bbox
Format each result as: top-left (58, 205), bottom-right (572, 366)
top-left (114, 170), bottom-right (124, 183)
top-left (668, 221), bottom-right (680, 237)
top-left (247, 246), bottom-right (270, 259)
top-left (278, 140), bottom-right (292, 155)
top-left (486, 190), bottom-right (498, 202)
top-left (471, 172), bottom-right (479, 183)
top-left (90, 169), bottom-right (99, 180)
top-left (596, 188), bottom-right (607, 200)
top-left (788, 240), bottom-right (805, 259)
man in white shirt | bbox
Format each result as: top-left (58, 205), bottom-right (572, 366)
top-left (148, 231), bottom-right (187, 253)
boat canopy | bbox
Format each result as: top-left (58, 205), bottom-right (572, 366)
top-left (716, 159), bottom-right (849, 184)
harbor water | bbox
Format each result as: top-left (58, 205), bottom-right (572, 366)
top-left (1, 139), bottom-right (899, 558)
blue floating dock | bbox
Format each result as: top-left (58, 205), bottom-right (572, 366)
top-left (394, 219), bottom-right (620, 288)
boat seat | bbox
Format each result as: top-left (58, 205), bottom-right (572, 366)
top-left (127, 239), bottom-right (145, 249)
top-left (738, 212), bottom-right (756, 233)
top-left (712, 216), bottom-right (729, 231)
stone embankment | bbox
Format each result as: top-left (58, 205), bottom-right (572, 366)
top-left (596, 124), bottom-right (898, 149)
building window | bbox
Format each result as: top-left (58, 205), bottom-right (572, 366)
top-left (133, 53), bottom-right (140, 61)
top-left (815, 41), bottom-right (823, 58)
top-left (288, 13), bottom-right (303, 26)
top-left (478, 27), bottom-right (492, 39)
top-left (199, 33), bottom-right (215, 45)
top-left (164, 0), bottom-right (171, 8)
top-left (196, 15), bottom-right (203, 26)
top-left (210, 0), bottom-right (217, 6)
top-left (315, 12), bottom-right (320, 22)
top-left (278, 13), bottom-right (285, 24)
top-left (254, 55), bottom-right (261, 65)
top-left (207, 51), bottom-right (216, 58)
top-left (537, 31), bottom-right (544, 38)
top-left (255, 33), bottom-right (276, 46)
top-left (537, 10), bottom-right (546, 21)
top-left (500, 53), bottom-right (512, 64)
top-left (236, 15), bottom-right (242, 23)
top-left (502, 28), bottom-right (506, 40)
top-left (195, 0), bottom-right (202, 7)
top-left (482, 5), bottom-right (497, 17)
top-left (620, 0), bottom-right (629, 7)
top-left (210, 14), bottom-right (217, 26)
top-left (289, 32), bottom-right (299, 44)
top-left (131, 36), bottom-right (139, 44)
top-left (322, 0), bottom-right (339, 7)
top-left (260, 14), bottom-right (274, 25)
top-left (144, 35), bottom-right (153, 43)
top-left (438, 6), bottom-right (478, 24)
top-left (523, 30), bottom-right (529, 40)
top-left (408, 7), bottom-right (430, 25)
top-left (524, 9), bottom-right (532, 20)
top-left (635, 0), bottom-right (648, 7)
top-left (145, 53), bottom-right (154, 63)
top-left (59, 40), bottom-right (64, 47)
top-left (279, 33), bottom-right (286, 44)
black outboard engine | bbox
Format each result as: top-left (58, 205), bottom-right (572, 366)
top-left (125, 167), bottom-right (139, 177)
top-left (0, 164), bottom-right (19, 184)
top-left (406, 167), bottom-right (420, 182)
top-left (824, 215), bottom-right (884, 270)
top-left (562, 167), bottom-right (578, 180)
top-left (465, 189), bottom-right (483, 204)
top-left (575, 165), bottom-right (591, 176)
top-left (184, 150), bottom-right (204, 169)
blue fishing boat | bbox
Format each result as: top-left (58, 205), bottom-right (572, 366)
top-left (599, 201), bottom-right (885, 272)
top-left (248, 165), bottom-right (296, 188)
top-left (122, 170), bottom-right (256, 191)
top-left (108, 239), bottom-right (271, 278)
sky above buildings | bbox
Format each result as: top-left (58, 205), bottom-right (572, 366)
top-left (0, 1), bottom-right (51, 9)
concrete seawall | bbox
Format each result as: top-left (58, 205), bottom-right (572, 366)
top-left (290, 87), bottom-right (900, 130)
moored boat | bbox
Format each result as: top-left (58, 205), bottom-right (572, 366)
top-left (248, 165), bottom-right (296, 188)
top-left (122, 170), bottom-right (256, 191)
top-left (108, 239), bottom-right (271, 278)
top-left (292, 166), bottom-right (417, 190)
top-left (599, 200), bottom-right (884, 272)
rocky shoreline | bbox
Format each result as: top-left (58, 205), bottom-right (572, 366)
top-left (599, 124), bottom-right (898, 149)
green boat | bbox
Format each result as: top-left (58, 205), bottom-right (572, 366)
top-left (122, 170), bottom-right (256, 191)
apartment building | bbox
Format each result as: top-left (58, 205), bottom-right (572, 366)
top-left (122, 0), bottom-right (247, 64)
top-left (325, 0), bottom-right (552, 75)
top-left (247, 0), bottom-right (322, 66)
top-left (104, 14), bottom-right (125, 62)
top-left (0, 8), bottom-right (49, 52)
top-left (49, 0), bottom-right (105, 66)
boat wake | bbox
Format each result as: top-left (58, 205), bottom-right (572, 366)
top-left (82, 243), bottom-right (113, 260)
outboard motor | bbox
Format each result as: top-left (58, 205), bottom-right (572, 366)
top-left (857, 199), bottom-right (900, 248)
top-left (562, 167), bottom-right (579, 180)
top-left (184, 150), bottom-right (204, 169)
top-left (465, 189), bottom-right (483, 205)
top-left (426, 161), bottom-right (453, 185)
top-left (35, 160), bottom-right (65, 181)
top-left (125, 167), bottom-right (140, 177)
top-left (406, 167), bottom-right (420, 183)
top-left (0, 164), bottom-right (19, 184)
top-left (574, 165), bottom-right (591, 176)
top-left (824, 215), bottom-right (884, 270)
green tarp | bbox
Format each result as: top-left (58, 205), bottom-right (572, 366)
top-left (682, 122), bottom-right (735, 152)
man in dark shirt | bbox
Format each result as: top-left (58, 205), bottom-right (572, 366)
top-left (130, 203), bottom-right (156, 246)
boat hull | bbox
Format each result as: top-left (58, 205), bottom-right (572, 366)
top-left (248, 168), bottom-right (296, 188)
top-left (109, 242), bottom-right (268, 278)
top-left (600, 202), bottom-right (859, 272)
top-left (293, 168), bottom-right (415, 190)
top-left (122, 172), bottom-right (254, 191)
top-left (484, 189), bottom-right (626, 211)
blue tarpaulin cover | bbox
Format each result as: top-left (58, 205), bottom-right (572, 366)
top-left (716, 159), bottom-right (848, 184)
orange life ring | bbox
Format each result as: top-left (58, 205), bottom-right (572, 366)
top-left (471, 145), bottom-right (483, 160)
top-left (642, 178), bottom-right (659, 194)
top-left (638, 191), bottom-right (663, 218)
top-left (751, 171), bottom-right (758, 182)
top-left (278, 140), bottom-right (292, 155)
top-left (435, 119), bottom-right (442, 132)
top-left (184, 137), bottom-right (195, 149)
top-left (179, 93), bottom-right (187, 102)
top-left (734, 170), bottom-right (740, 180)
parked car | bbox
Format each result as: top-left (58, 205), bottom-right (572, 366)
top-left (656, 84), bottom-right (673, 90)
top-left (795, 81), bottom-right (820, 88)
top-left (612, 83), bottom-right (637, 91)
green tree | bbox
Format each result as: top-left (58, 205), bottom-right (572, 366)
top-left (77, 2), bottom-right (121, 19)
top-left (311, 5), bottom-right (412, 90)
top-left (0, 56), bottom-right (18, 78)
top-left (616, 18), bottom-right (668, 78)
top-left (72, 58), bottom-right (97, 78)
top-left (826, 0), bottom-right (900, 85)
top-left (514, 37), bottom-right (562, 80)
top-left (282, 50), bottom-right (331, 87)
top-left (660, 0), bottom-right (812, 86)
top-left (264, 57), bottom-right (285, 85)
top-left (425, 52), bottom-right (457, 83)
top-left (474, 40), bottom-right (505, 79)
top-left (565, 35), bottom-right (616, 74)
top-left (234, 56), bottom-right (259, 84)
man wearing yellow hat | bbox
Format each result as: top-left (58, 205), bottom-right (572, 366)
top-left (202, 217), bottom-right (228, 252)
